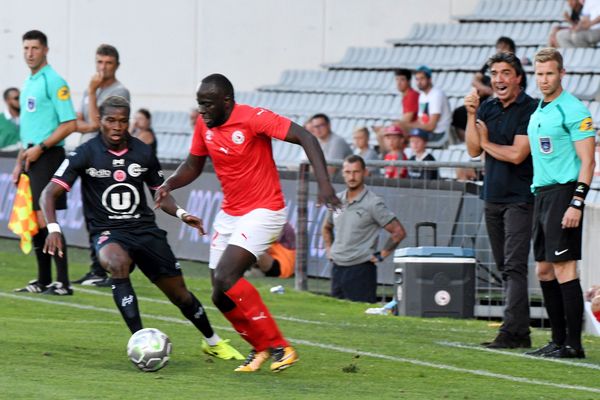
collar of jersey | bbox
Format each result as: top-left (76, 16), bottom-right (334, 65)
top-left (536, 90), bottom-right (567, 113)
top-left (29, 64), bottom-right (50, 80)
top-left (342, 186), bottom-right (369, 205)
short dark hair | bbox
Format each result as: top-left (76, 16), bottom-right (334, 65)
top-left (201, 73), bottom-right (235, 100)
top-left (3, 87), bottom-right (19, 101)
top-left (99, 96), bottom-right (131, 117)
top-left (22, 30), bottom-right (48, 47)
top-left (96, 44), bottom-right (120, 64)
top-left (487, 52), bottom-right (527, 90)
top-left (310, 113), bottom-right (330, 124)
top-left (344, 154), bottom-right (366, 170)
top-left (496, 36), bottom-right (516, 53)
top-left (136, 108), bottom-right (151, 120)
top-left (394, 68), bottom-right (412, 80)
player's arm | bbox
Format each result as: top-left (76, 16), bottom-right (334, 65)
top-left (479, 126), bottom-right (531, 165)
top-left (154, 154), bottom-right (207, 208)
top-left (76, 73), bottom-right (103, 133)
top-left (464, 88), bottom-right (483, 157)
top-left (562, 136), bottom-right (596, 229)
top-left (321, 216), bottom-right (334, 260)
top-left (370, 219), bottom-right (406, 262)
top-left (284, 122), bottom-right (341, 209)
top-left (22, 120), bottom-right (76, 171)
top-left (150, 188), bottom-right (206, 235)
top-left (40, 181), bottom-right (67, 257)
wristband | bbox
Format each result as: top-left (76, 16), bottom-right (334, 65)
top-left (176, 208), bottom-right (189, 220)
top-left (39, 142), bottom-right (49, 152)
top-left (569, 198), bottom-right (585, 210)
top-left (574, 182), bottom-right (589, 199)
top-left (47, 223), bottom-right (61, 234)
top-left (373, 251), bottom-right (384, 262)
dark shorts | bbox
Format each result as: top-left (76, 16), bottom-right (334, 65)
top-left (532, 182), bottom-right (582, 263)
top-left (93, 227), bottom-right (182, 282)
top-left (27, 146), bottom-right (67, 211)
top-left (331, 261), bottom-right (377, 303)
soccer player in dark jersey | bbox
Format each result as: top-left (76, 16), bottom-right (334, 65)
top-left (155, 74), bottom-right (340, 372)
top-left (40, 95), bottom-right (244, 361)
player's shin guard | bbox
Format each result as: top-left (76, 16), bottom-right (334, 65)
top-left (540, 279), bottom-right (566, 345)
top-left (179, 292), bottom-right (215, 339)
top-left (224, 278), bottom-right (288, 351)
top-left (33, 228), bottom-right (52, 286)
top-left (111, 278), bottom-right (142, 334)
top-left (561, 279), bottom-right (584, 350)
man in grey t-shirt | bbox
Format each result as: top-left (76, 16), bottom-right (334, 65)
top-left (75, 44), bottom-right (130, 145)
top-left (72, 44), bottom-right (130, 287)
top-left (322, 155), bottom-right (406, 303)
top-left (309, 113), bottom-right (352, 176)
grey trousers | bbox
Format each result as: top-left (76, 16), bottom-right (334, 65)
top-left (556, 28), bottom-right (600, 48)
top-left (485, 202), bottom-right (533, 337)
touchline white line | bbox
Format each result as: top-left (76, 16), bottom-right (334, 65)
top-left (2, 292), bottom-right (600, 394)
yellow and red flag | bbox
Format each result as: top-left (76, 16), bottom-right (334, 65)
top-left (8, 174), bottom-right (39, 254)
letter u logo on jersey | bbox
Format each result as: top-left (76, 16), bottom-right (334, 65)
top-left (110, 192), bottom-right (131, 210)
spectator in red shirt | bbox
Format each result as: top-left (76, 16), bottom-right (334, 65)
top-left (383, 125), bottom-right (407, 178)
top-left (395, 68), bottom-right (419, 123)
top-left (155, 74), bottom-right (340, 373)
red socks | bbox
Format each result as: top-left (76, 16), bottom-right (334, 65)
top-left (223, 278), bottom-right (288, 351)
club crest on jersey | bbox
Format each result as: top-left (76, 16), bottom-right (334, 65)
top-left (127, 163), bottom-right (147, 177)
top-left (113, 170), bottom-right (127, 182)
top-left (539, 137), bottom-right (553, 154)
top-left (231, 130), bottom-right (245, 145)
top-left (206, 130), bottom-right (213, 141)
top-left (113, 159), bottom-right (125, 167)
top-left (26, 97), bottom-right (36, 112)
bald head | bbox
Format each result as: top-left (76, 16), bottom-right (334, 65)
top-left (196, 74), bottom-right (235, 128)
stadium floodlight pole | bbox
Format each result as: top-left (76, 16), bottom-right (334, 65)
top-left (295, 162), bottom-right (310, 291)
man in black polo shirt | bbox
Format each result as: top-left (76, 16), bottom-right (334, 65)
top-left (39, 96), bottom-right (243, 361)
top-left (465, 52), bottom-right (537, 348)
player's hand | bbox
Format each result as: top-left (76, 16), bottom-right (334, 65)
top-left (22, 145), bottom-right (43, 171)
top-left (561, 206), bottom-right (582, 229)
top-left (317, 183), bottom-right (342, 211)
top-left (464, 88), bottom-right (480, 115)
top-left (181, 214), bottom-right (205, 235)
top-left (154, 183), bottom-right (171, 209)
top-left (43, 232), bottom-right (64, 258)
top-left (11, 162), bottom-right (23, 186)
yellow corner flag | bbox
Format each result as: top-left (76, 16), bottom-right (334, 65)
top-left (8, 174), bottom-right (39, 254)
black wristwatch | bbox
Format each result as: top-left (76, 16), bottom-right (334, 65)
top-left (570, 198), bottom-right (584, 210)
top-left (39, 142), bottom-right (49, 152)
top-left (373, 251), bottom-right (384, 262)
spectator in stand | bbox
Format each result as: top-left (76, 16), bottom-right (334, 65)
top-left (549, 0), bottom-right (584, 47)
top-left (0, 88), bottom-right (20, 150)
top-left (407, 129), bottom-right (438, 180)
top-left (132, 108), bottom-right (157, 156)
top-left (557, 0), bottom-right (600, 47)
top-left (399, 66), bottom-right (451, 146)
top-left (248, 222), bottom-right (296, 279)
top-left (352, 126), bottom-right (380, 175)
top-left (383, 125), bottom-right (407, 179)
top-left (308, 113), bottom-right (352, 176)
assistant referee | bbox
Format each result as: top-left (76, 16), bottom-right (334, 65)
top-left (526, 48), bottom-right (595, 359)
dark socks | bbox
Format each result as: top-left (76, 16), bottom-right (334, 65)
top-left (111, 278), bottom-right (142, 334)
top-left (560, 279), bottom-right (584, 350)
top-left (54, 234), bottom-right (69, 285)
top-left (179, 292), bottom-right (215, 339)
top-left (265, 260), bottom-right (281, 277)
top-left (33, 228), bottom-right (51, 285)
top-left (540, 279), bottom-right (566, 345)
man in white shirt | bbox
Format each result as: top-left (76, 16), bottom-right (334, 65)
top-left (557, 0), bottom-right (600, 47)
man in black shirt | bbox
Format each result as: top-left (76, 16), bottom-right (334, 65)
top-left (465, 52), bottom-right (537, 349)
top-left (40, 96), bottom-right (244, 361)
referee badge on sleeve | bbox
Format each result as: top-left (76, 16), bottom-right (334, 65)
top-left (57, 86), bottom-right (70, 101)
top-left (539, 137), bottom-right (553, 154)
top-left (579, 117), bottom-right (594, 132)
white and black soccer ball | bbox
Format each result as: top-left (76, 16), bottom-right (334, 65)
top-left (127, 328), bottom-right (172, 372)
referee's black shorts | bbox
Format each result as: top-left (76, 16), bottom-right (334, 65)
top-left (27, 146), bottom-right (67, 211)
top-left (93, 226), bottom-right (182, 282)
top-left (532, 182), bottom-right (582, 263)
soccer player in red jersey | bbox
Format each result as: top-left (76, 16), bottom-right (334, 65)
top-left (155, 74), bottom-right (340, 372)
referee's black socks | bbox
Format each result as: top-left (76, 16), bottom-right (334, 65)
top-left (560, 279), bottom-right (584, 350)
top-left (540, 279), bottom-right (566, 346)
top-left (111, 278), bottom-right (142, 334)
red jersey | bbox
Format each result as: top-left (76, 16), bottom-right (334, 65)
top-left (190, 104), bottom-right (291, 216)
top-left (402, 88), bottom-right (419, 122)
top-left (384, 151), bottom-right (407, 178)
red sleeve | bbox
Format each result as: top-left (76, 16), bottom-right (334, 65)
top-left (190, 119), bottom-right (208, 156)
top-left (402, 90), bottom-right (419, 115)
top-left (248, 107), bottom-right (291, 140)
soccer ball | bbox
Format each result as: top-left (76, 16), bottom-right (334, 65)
top-left (127, 328), bottom-right (172, 372)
